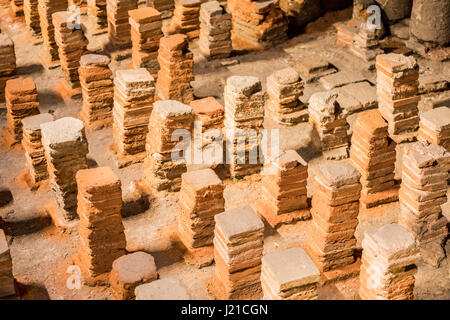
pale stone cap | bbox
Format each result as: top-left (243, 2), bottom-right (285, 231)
top-left (214, 205), bottom-right (264, 241)
top-left (135, 278), bottom-right (190, 300)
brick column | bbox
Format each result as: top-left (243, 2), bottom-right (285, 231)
top-left (224, 76), bottom-right (265, 179)
top-left (210, 205), bottom-right (264, 299)
top-left (129, 7), bottom-right (163, 77)
top-left (168, 0), bottom-right (201, 39)
top-left (376, 53), bottom-right (420, 143)
top-left (4, 78), bottom-right (40, 146)
top-left (261, 248), bottom-right (320, 300)
top-left (40, 117), bottom-right (89, 222)
top-left (0, 229), bottom-right (15, 298)
top-left (74, 166), bottom-right (126, 284)
top-left (146, 0), bottom-right (174, 19)
top-left (359, 224), bottom-right (419, 300)
top-left (106, 0), bottom-right (137, 49)
top-left (306, 161), bottom-right (361, 272)
top-left (52, 11), bottom-right (88, 99)
top-left (140, 100), bottom-right (195, 192)
top-left (155, 34), bottom-right (194, 103)
top-left (418, 107), bottom-right (450, 152)
top-left (112, 68), bottom-right (155, 167)
top-left (87, 0), bottom-right (108, 32)
top-left (38, 0), bottom-right (68, 68)
top-left (177, 168), bottom-right (225, 266)
top-left (78, 54), bottom-right (114, 129)
top-left (0, 34), bottom-right (16, 102)
top-left (24, 0), bottom-right (42, 40)
top-left (266, 67), bottom-right (308, 126)
top-left (308, 91), bottom-right (350, 160)
top-left (399, 141), bottom-right (449, 266)
top-left (255, 150), bottom-right (310, 228)
top-left (21, 113), bottom-right (54, 186)
top-left (350, 109), bottom-right (399, 208)
top-left (199, 1), bottom-right (232, 60)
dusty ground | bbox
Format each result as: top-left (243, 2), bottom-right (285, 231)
top-left (0, 6), bottom-right (449, 300)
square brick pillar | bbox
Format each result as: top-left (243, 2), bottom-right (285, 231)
top-left (74, 166), bottom-right (126, 285)
top-left (398, 141), bottom-right (449, 267)
top-left (78, 54), bottom-right (114, 130)
top-left (359, 224), bottom-right (419, 300)
top-left (350, 109), bottom-right (399, 208)
top-left (209, 205), bottom-right (265, 300)
top-left (376, 53), bottom-right (420, 143)
top-left (0, 34), bottom-right (16, 102)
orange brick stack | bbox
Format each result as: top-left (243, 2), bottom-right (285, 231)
top-left (40, 117), bottom-right (89, 221)
top-left (350, 109), bottom-right (399, 208)
top-left (112, 68), bottom-right (155, 166)
top-left (255, 150), bottom-right (310, 228)
top-left (52, 11), bottom-right (89, 98)
top-left (211, 205), bottom-right (265, 300)
top-left (11, 0), bottom-right (24, 17)
top-left (21, 113), bottom-right (54, 185)
top-left (307, 161), bottom-right (361, 272)
top-left (74, 166), bottom-right (126, 282)
top-left (167, 0), bottom-right (201, 39)
top-left (106, 0), bottom-right (137, 49)
top-left (129, 7), bottom-right (163, 77)
top-left (398, 141), bottom-right (449, 266)
top-left (189, 96), bottom-right (224, 149)
top-left (266, 67), bottom-right (308, 126)
top-left (229, 0), bottom-right (288, 50)
top-left (0, 229), bottom-right (15, 298)
top-left (141, 100), bottom-right (195, 192)
top-left (24, 0), bottom-right (41, 40)
top-left (38, 0), bottom-right (68, 68)
top-left (199, 1), bottom-right (232, 60)
top-left (359, 224), bottom-right (419, 300)
top-left (88, 0), bottom-right (108, 31)
top-left (78, 54), bottom-right (114, 129)
top-left (4, 78), bottom-right (40, 146)
top-left (155, 34), bottom-right (194, 103)
top-left (418, 107), bottom-right (450, 152)
top-left (178, 168), bottom-right (225, 252)
top-left (0, 34), bottom-right (16, 102)
top-left (376, 53), bottom-right (420, 143)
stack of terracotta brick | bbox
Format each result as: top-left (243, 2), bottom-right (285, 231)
top-left (211, 205), bottom-right (264, 300)
top-left (106, 0), bottom-right (137, 49)
top-left (350, 109), bottom-right (399, 208)
top-left (75, 166), bottom-right (126, 282)
top-left (199, 1), bottom-right (232, 60)
top-left (308, 91), bottom-right (350, 160)
top-left (78, 54), bottom-right (114, 129)
top-left (167, 0), bottom-right (201, 39)
top-left (4, 78), bottom-right (40, 146)
top-left (147, 0), bottom-right (174, 19)
top-left (40, 117), bottom-right (89, 221)
top-left (255, 150), bottom-right (310, 228)
top-left (399, 141), bottom-right (449, 266)
top-left (52, 11), bottom-right (89, 98)
top-left (11, 0), bottom-right (24, 17)
top-left (261, 248), bottom-right (320, 300)
top-left (418, 107), bottom-right (450, 152)
top-left (156, 34), bottom-right (194, 103)
top-left (87, 0), bottom-right (108, 31)
top-left (230, 0), bottom-right (288, 50)
top-left (0, 34), bottom-right (16, 102)
top-left (112, 68), bottom-right (155, 166)
top-left (224, 76), bottom-right (265, 179)
top-left (24, 0), bottom-right (41, 39)
top-left (189, 97), bottom-right (224, 149)
top-left (109, 251), bottom-right (157, 300)
top-left (307, 161), bottom-right (361, 272)
top-left (0, 229), bottom-right (15, 298)
top-left (178, 168), bottom-right (225, 261)
top-left (359, 224), bottom-right (419, 300)
top-left (129, 7), bottom-right (163, 77)
top-left (376, 53), bottom-right (420, 143)
top-left (21, 113), bottom-right (54, 185)
top-left (266, 67), bottom-right (308, 127)
top-left (38, 0), bottom-right (68, 68)
top-left (141, 100), bottom-right (195, 192)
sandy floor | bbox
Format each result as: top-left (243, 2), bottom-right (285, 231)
top-left (0, 6), bottom-right (449, 300)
